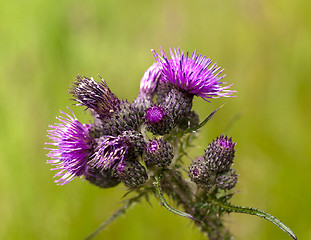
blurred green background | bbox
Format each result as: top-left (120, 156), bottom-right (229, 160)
top-left (1, 0), bottom-right (310, 239)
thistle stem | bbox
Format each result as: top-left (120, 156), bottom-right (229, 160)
top-left (152, 176), bottom-right (198, 221)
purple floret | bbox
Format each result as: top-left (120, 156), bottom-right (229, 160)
top-left (217, 135), bottom-right (236, 149)
top-left (92, 135), bottom-right (129, 170)
top-left (145, 106), bottom-right (166, 124)
top-left (147, 139), bottom-right (159, 153)
top-left (46, 109), bottom-right (94, 185)
top-left (153, 47), bottom-right (235, 101)
top-left (139, 62), bottom-right (161, 95)
top-left (70, 75), bottom-right (121, 119)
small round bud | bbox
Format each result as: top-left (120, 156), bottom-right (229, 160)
top-left (84, 166), bottom-right (120, 188)
top-left (145, 105), bottom-right (174, 135)
top-left (204, 135), bottom-right (236, 173)
top-left (188, 157), bottom-right (212, 188)
top-left (144, 138), bottom-right (174, 168)
top-left (116, 161), bottom-right (148, 188)
top-left (215, 169), bottom-right (238, 190)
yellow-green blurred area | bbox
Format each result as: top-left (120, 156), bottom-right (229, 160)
top-left (1, 0), bottom-right (310, 239)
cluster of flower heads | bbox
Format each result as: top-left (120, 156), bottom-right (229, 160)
top-left (189, 136), bottom-right (238, 190)
top-left (46, 47), bottom-right (236, 189)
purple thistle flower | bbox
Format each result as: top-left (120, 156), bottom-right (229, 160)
top-left (145, 105), bottom-right (166, 124)
top-left (69, 75), bottom-right (121, 119)
top-left (91, 131), bottom-right (145, 170)
top-left (145, 105), bottom-right (174, 135)
top-left (46, 109), bottom-right (95, 185)
top-left (217, 135), bottom-right (236, 149)
top-left (91, 135), bottom-right (129, 170)
top-left (139, 62), bottom-right (161, 95)
top-left (132, 63), bottom-right (161, 113)
top-left (152, 47), bottom-right (235, 101)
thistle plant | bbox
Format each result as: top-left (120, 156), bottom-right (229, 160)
top-left (46, 47), bottom-right (297, 240)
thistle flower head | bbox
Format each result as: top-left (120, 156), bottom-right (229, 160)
top-left (91, 135), bottom-right (129, 170)
top-left (204, 135), bottom-right (236, 172)
top-left (215, 169), bottom-right (238, 190)
top-left (91, 131), bottom-right (145, 170)
top-left (145, 105), bottom-right (175, 135)
top-left (116, 160), bottom-right (148, 188)
top-left (145, 105), bottom-right (166, 124)
top-left (139, 62), bottom-right (161, 95)
top-left (84, 166), bottom-right (120, 188)
top-left (153, 47), bottom-right (235, 101)
top-left (69, 75), bottom-right (121, 118)
top-left (46, 109), bottom-right (95, 185)
top-left (144, 138), bottom-right (174, 168)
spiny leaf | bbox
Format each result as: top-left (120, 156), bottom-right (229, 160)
top-left (173, 105), bottom-right (224, 137)
top-left (212, 201), bottom-right (297, 240)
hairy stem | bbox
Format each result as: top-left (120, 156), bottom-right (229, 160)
top-left (152, 175), bottom-right (197, 220)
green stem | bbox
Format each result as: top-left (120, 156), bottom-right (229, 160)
top-left (152, 176), bottom-right (199, 221)
top-left (84, 191), bottom-right (146, 240)
top-left (213, 201), bottom-right (297, 240)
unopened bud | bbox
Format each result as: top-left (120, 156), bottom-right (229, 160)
top-left (204, 135), bottom-right (236, 173)
top-left (188, 157), bottom-right (211, 188)
top-left (215, 169), bottom-right (238, 190)
top-left (116, 161), bottom-right (148, 188)
top-left (144, 138), bottom-right (174, 168)
top-left (84, 166), bottom-right (120, 188)
top-left (145, 105), bottom-right (174, 135)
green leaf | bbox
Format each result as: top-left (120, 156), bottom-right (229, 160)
top-left (213, 201), bottom-right (297, 240)
top-left (173, 105), bottom-right (223, 137)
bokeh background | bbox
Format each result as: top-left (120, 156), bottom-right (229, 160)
top-left (1, 0), bottom-right (310, 239)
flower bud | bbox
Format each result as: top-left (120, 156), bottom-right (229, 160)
top-left (133, 63), bottom-right (161, 115)
top-left (145, 105), bottom-right (174, 135)
top-left (121, 131), bottom-right (146, 159)
top-left (204, 135), bottom-right (236, 173)
top-left (144, 138), bottom-right (174, 168)
top-left (84, 166), bottom-right (120, 188)
top-left (69, 75), bottom-right (121, 119)
top-left (215, 169), bottom-right (238, 190)
top-left (188, 157), bottom-right (211, 188)
top-left (116, 161), bottom-right (148, 188)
